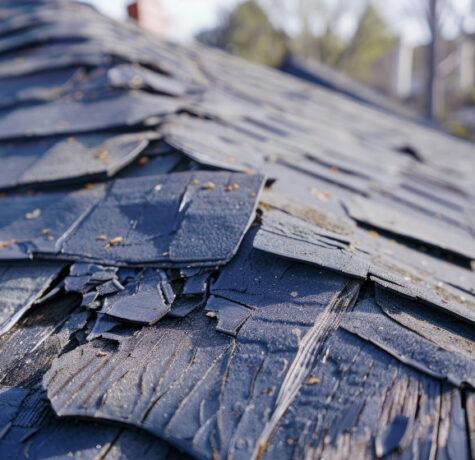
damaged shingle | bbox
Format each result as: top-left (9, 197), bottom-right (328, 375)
top-left (107, 64), bottom-right (189, 97)
top-left (0, 172), bottom-right (264, 266)
top-left (340, 298), bottom-right (475, 388)
top-left (43, 238), bottom-right (350, 459)
top-left (254, 202), bottom-right (475, 324)
top-left (0, 90), bottom-right (182, 141)
top-left (374, 286), bottom-right (475, 359)
top-left (0, 295), bottom-right (189, 460)
top-left (204, 295), bottom-right (252, 336)
top-left (253, 209), bottom-right (369, 279)
top-left (0, 262), bottom-right (64, 336)
top-left (0, 185), bottom-right (104, 260)
top-left (0, 131), bottom-right (158, 190)
top-left (101, 269), bottom-right (172, 325)
top-left (346, 195), bottom-right (475, 260)
top-left (0, 67), bottom-right (83, 109)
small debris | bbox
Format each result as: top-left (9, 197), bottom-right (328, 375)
top-left (105, 236), bottom-right (124, 248)
top-left (202, 181), bottom-right (215, 191)
top-left (264, 387), bottom-right (275, 396)
top-left (307, 376), bottom-right (321, 385)
top-left (96, 351), bottom-right (108, 357)
top-left (225, 183), bottom-right (240, 192)
top-left (94, 149), bottom-right (109, 162)
top-left (0, 240), bottom-right (15, 250)
top-left (310, 188), bottom-right (331, 202)
top-left (83, 182), bottom-right (95, 189)
top-left (154, 184), bottom-right (162, 192)
top-left (138, 156), bottom-right (149, 166)
top-left (131, 75), bottom-right (143, 88)
top-left (369, 230), bottom-right (379, 239)
top-left (41, 228), bottom-right (53, 240)
top-left (96, 234), bottom-right (108, 241)
top-left (67, 136), bottom-right (76, 144)
top-left (25, 209), bottom-right (41, 220)
top-left (290, 291), bottom-right (298, 298)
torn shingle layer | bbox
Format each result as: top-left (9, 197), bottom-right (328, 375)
top-left (0, 262), bottom-right (65, 335)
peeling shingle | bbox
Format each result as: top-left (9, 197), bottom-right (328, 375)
top-left (340, 298), bottom-right (475, 388)
top-left (0, 262), bottom-right (64, 336)
top-left (0, 131), bottom-right (158, 190)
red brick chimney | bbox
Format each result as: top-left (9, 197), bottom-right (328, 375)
top-left (127, 0), bottom-right (167, 38)
top-left (127, 2), bottom-right (139, 21)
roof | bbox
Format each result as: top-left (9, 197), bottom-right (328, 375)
top-left (280, 55), bottom-right (419, 120)
top-left (0, 1), bottom-right (474, 459)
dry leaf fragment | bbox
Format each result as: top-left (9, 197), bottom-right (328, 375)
top-left (0, 240), bottom-right (15, 250)
top-left (109, 236), bottom-right (124, 246)
top-left (25, 209), bottom-right (41, 220)
top-left (225, 183), bottom-right (240, 192)
top-left (94, 149), bottom-right (109, 162)
top-left (105, 236), bottom-right (124, 249)
top-left (202, 181), bottom-right (215, 191)
top-left (41, 228), bottom-right (53, 240)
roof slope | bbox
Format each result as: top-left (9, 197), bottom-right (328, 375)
top-left (280, 55), bottom-right (419, 120)
top-left (0, 1), bottom-right (474, 459)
